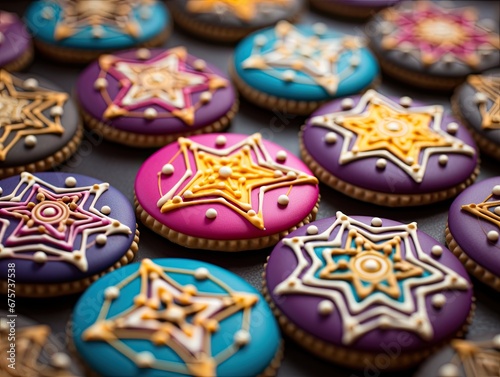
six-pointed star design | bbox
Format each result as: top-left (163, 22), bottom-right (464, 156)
top-left (468, 75), bottom-right (500, 129)
top-left (274, 212), bottom-right (470, 344)
top-left (311, 90), bottom-right (476, 182)
top-left (83, 259), bottom-right (259, 377)
top-left (242, 21), bottom-right (365, 95)
top-left (99, 48), bottom-right (227, 125)
top-left (0, 70), bottom-right (67, 161)
top-left (156, 133), bottom-right (318, 229)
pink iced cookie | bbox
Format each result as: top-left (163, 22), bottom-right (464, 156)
top-left (135, 133), bottom-right (320, 251)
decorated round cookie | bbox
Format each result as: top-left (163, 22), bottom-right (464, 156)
top-left (301, 90), bottom-right (480, 207)
top-left (310, 0), bottom-right (401, 20)
top-left (72, 258), bottom-right (282, 377)
top-left (368, 1), bottom-right (500, 90)
top-left (0, 172), bottom-right (139, 297)
top-left (168, 0), bottom-right (305, 43)
top-left (231, 21), bottom-right (379, 115)
top-left (415, 334), bottom-right (500, 377)
top-left (77, 47), bottom-right (238, 147)
top-left (135, 133), bottom-right (319, 251)
top-left (264, 213), bottom-right (474, 370)
top-left (446, 177), bottom-right (500, 291)
top-left (0, 70), bottom-right (82, 179)
top-left (452, 69), bottom-right (500, 160)
top-left (0, 311), bottom-right (84, 376)
top-left (24, 0), bottom-right (171, 63)
top-left (0, 11), bottom-right (33, 72)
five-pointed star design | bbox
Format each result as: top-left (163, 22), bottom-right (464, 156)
top-left (49, 0), bottom-right (145, 40)
top-left (0, 172), bottom-right (132, 271)
top-left (0, 70), bottom-right (67, 161)
top-left (462, 188), bottom-right (500, 229)
top-left (98, 48), bottom-right (228, 125)
top-left (156, 133), bottom-right (318, 229)
top-left (449, 337), bottom-right (500, 377)
top-left (468, 75), bottom-right (500, 130)
top-left (242, 21), bottom-right (365, 95)
top-left (274, 212), bottom-right (470, 344)
top-left (83, 258), bottom-right (259, 377)
top-left (379, 1), bottom-right (500, 67)
top-left (186, 0), bottom-right (291, 22)
top-left (310, 90), bottom-right (476, 182)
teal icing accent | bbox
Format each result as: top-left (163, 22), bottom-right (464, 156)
top-left (24, 0), bottom-right (169, 50)
top-left (72, 258), bottom-right (281, 377)
top-left (233, 24), bottom-right (379, 101)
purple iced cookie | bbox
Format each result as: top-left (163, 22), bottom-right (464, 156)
top-left (310, 0), bottom-right (401, 19)
top-left (301, 90), bottom-right (479, 207)
top-left (76, 47), bottom-right (238, 147)
top-left (0, 11), bottom-right (33, 72)
top-left (446, 177), bottom-right (500, 291)
top-left (0, 172), bottom-right (139, 297)
top-left (264, 212), bottom-right (473, 370)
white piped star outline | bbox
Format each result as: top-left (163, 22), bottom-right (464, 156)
top-left (274, 212), bottom-right (470, 345)
top-left (0, 172), bottom-right (132, 271)
top-left (310, 90), bottom-right (476, 182)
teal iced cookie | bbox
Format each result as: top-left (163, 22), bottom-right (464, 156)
top-left (24, 0), bottom-right (171, 63)
top-left (231, 21), bottom-right (379, 115)
top-left (71, 258), bottom-right (282, 377)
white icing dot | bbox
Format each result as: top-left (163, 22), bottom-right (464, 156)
top-left (474, 92), bottom-right (488, 104)
top-left (24, 135), bottom-right (37, 147)
top-left (442, 54), bottom-right (455, 64)
top-left (50, 106), bottom-right (64, 117)
top-left (0, 188), bottom-right (3, 195)
top-left (318, 300), bottom-right (334, 315)
top-left (65, 177), bottom-right (76, 187)
top-left (218, 166), bottom-right (232, 178)
top-left (194, 267), bottom-right (209, 280)
top-left (234, 330), bottom-right (251, 346)
top-left (431, 245), bottom-right (443, 257)
top-left (183, 190), bottom-right (193, 199)
top-left (376, 158), bottom-right (387, 169)
top-left (438, 154), bottom-right (449, 166)
top-left (274, 170), bottom-right (284, 178)
top-left (399, 96), bottom-right (413, 107)
top-left (492, 185), bottom-right (500, 196)
top-left (493, 334), bottom-right (500, 348)
top-left (33, 251), bottom-right (47, 263)
top-left (307, 225), bottom-right (318, 235)
top-left (438, 363), bottom-right (460, 377)
top-left (341, 98), bottom-right (354, 110)
top-left (96, 234), bottom-right (107, 245)
top-left (136, 351), bottom-right (155, 368)
top-left (324, 132), bottom-right (337, 144)
top-left (313, 22), bottom-right (327, 35)
top-left (247, 210), bottom-right (256, 217)
top-left (432, 294), bottom-right (447, 309)
top-left (23, 78), bottom-right (38, 90)
top-left (193, 59), bottom-right (206, 71)
top-left (215, 135), bottom-right (227, 146)
top-left (495, 207), bottom-right (500, 216)
top-left (371, 217), bottom-right (383, 227)
top-left (350, 56), bottom-right (360, 67)
top-left (104, 286), bottom-right (120, 300)
top-left (42, 207), bottom-right (57, 217)
top-left (162, 164), bottom-right (175, 175)
top-left (378, 21), bottom-right (393, 35)
top-left (254, 35), bottom-right (267, 48)
top-left (144, 108), bottom-right (158, 120)
top-left (278, 194), bottom-right (289, 206)
top-left (136, 48), bottom-right (151, 60)
top-left (101, 206), bottom-right (111, 215)
top-left (364, 259), bottom-right (379, 272)
top-left (287, 171), bottom-right (297, 178)
top-left (139, 6), bottom-right (151, 20)
top-left (276, 150), bottom-right (287, 161)
top-left (51, 353), bottom-right (71, 369)
top-left (172, 195), bottom-right (182, 203)
top-left (165, 306), bottom-right (185, 322)
top-left (94, 78), bottom-right (108, 90)
top-left (200, 92), bottom-right (212, 104)
top-left (399, 41), bottom-right (414, 54)
top-left (42, 7), bottom-right (54, 20)
top-left (487, 230), bottom-right (499, 243)
top-left (446, 122), bottom-right (459, 134)
top-left (283, 70), bottom-right (296, 82)
top-left (206, 208), bottom-right (217, 219)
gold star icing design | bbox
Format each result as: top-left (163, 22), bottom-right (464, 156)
top-left (156, 133), bottom-right (318, 229)
top-left (48, 0), bottom-right (148, 40)
top-left (468, 75), bottom-right (500, 130)
top-left (311, 90), bottom-right (476, 182)
top-left (97, 48), bottom-right (228, 125)
top-left (242, 21), bottom-right (366, 95)
top-left (186, 0), bottom-right (291, 22)
top-left (461, 185), bottom-right (500, 229)
top-left (0, 70), bottom-right (67, 161)
top-left (0, 319), bottom-right (75, 377)
top-left (274, 212), bottom-right (470, 344)
top-left (83, 259), bottom-right (259, 377)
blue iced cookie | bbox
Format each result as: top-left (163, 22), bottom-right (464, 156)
top-left (24, 0), bottom-right (171, 63)
top-left (72, 258), bottom-right (282, 377)
top-left (231, 21), bottom-right (379, 115)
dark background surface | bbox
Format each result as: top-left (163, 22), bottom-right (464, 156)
top-left (1, 1), bottom-right (499, 376)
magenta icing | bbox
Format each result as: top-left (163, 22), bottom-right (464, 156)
top-left (135, 133), bottom-right (319, 240)
top-left (76, 48), bottom-right (236, 135)
top-left (448, 176), bottom-right (500, 276)
top-left (0, 11), bottom-right (31, 67)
